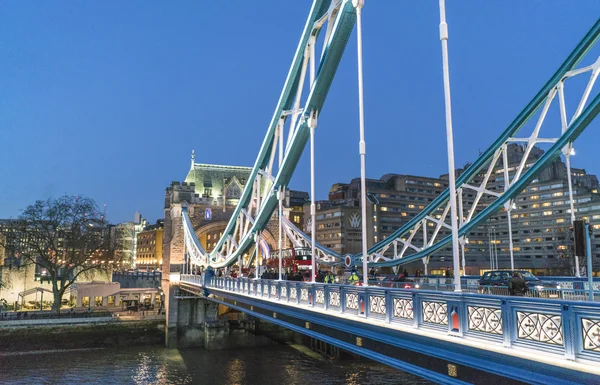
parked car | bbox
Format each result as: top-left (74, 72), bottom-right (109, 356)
top-left (478, 270), bottom-right (558, 296)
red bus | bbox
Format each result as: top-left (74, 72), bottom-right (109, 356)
top-left (268, 247), bottom-right (312, 271)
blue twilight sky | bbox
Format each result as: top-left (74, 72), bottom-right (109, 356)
top-left (2, 1), bottom-right (600, 224)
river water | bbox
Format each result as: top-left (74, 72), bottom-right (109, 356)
top-left (0, 345), bottom-right (432, 385)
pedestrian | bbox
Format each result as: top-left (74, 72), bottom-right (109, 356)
top-left (347, 269), bottom-right (360, 285)
top-left (403, 269), bottom-right (409, 278)
top-left (508, 272), bottom-right (528, 296)
top-left (316, 270), bottom-right (325, 283)
top-left (325, 271), bottom-right (335, 284)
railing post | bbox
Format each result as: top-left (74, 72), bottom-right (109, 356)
top-left (413, 291), bottom-right (422, 328)
top-left (340, 285), bottom-right (346, 314)
top-left (385, 289), bottom-right (392, 323)
top-left (324, 284), bottom-right (330, 311)
top-left (446, 297), bottom-right (464, 337)
top-left (561, 304), bottom-right (576, 360)
top-left (358, 289), bottom-right (367, 318)
top-left (501, 299), bottom-right (513, 348)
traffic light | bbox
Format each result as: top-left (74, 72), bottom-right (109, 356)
top-left (573, 220), bottom-right (586, 257)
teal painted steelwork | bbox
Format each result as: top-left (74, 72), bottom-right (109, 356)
top-left (193, 6), bottom-right (600, 270)
top-left (210, 1), bottom-right (357, 268)
top-left (209, 0), bottom-right (330, 263)
top-left (356, 19), bottom-right (600, 265)
top-left (373, 88), bottom-right (600, 267)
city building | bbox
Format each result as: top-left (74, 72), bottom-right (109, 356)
top-left (113, 214), bottom-right (147, 268)
top-left (0, 232), bottom-right (5, 267)
top-left (306, 174), bottom-right (448, 256)
top-left (136, 220), bottom-right (164, 271)
top-left (455, 144), bottom-right (600, 276)
top-left (164, 152), bottom-right (309, 260)
top-left (310, 144), bottom-right (600, 276)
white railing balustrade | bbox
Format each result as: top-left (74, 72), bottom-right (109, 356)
top-left (178, 275), bottom-right (600, 363)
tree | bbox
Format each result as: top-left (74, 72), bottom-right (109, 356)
top-left (7, 196), bottom-right (117, 313)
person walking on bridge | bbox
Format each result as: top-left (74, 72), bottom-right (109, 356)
top-left (347, 269), bottom-right (360, 285)
top-left (509, 272), bottom-right (528, 296)
top-left (324, 271), bottom-right (335, 284)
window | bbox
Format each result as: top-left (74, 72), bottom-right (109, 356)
top-left (293, 215), bottom-right (300, 223)
top-left (530, 195), bottom-right (539, 200)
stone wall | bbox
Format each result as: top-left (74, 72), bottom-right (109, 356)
top-left (0, 319), bottom-right (164, 353)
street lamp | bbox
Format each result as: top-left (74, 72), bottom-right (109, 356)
top-left (438, 0), bottom-right (462, 291)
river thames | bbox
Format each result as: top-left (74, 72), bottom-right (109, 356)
top-left (0, 344), bottom-right (431, 384)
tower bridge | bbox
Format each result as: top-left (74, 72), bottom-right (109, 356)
top-left (161, 1), bottom-right (600, 383)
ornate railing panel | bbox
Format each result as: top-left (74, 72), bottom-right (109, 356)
top-left (179, 275), bottom-right (600, 363)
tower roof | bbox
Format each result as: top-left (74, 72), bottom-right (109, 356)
top-left (184, 162), bottom-right (252, 196)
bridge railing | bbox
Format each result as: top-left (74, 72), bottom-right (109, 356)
top-left (189, 275), bottom-right (600, 363)
top-left (369, 276), bottom-right (600, 302)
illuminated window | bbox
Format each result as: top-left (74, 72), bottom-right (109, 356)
top-left (543, 211), bottom-right (552, 216)
top-left (530, 195), bottom-right (539, 200)
top-left (408, 204), bottom-right (415, 209)
top-left (401, 212), bottom-right (407, 217)
top-left (381, 207), bottom-right (388, 212)
top-left (542, 202), bottom-right (551, 207)
top-left (531, 204), bottom-right (540, 208)
top-left (556, 218), bottom-right (565, 223)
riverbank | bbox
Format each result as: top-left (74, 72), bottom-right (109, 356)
top-left (0, 319), bottom-right (164, 353)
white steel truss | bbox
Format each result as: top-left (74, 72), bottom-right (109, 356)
top-left (362, 57), bottom-right (600, 266)
top-left (181, 0), bottom-right (351, 269)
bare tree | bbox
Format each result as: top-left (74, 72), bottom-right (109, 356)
top-left (6, 196), bottom-right (117, 313)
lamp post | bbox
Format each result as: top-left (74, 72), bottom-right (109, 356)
top-left (438, 0), bottom-right (461, 291)
top-left (353, 0), bottom-right (369, 286)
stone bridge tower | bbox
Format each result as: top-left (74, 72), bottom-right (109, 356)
top-left (162, 156), bottom-right (290, 346)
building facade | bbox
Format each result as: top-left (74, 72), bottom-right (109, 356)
top-left (136, 220), bottom-right (164, 271)
top-left (311, 145), bottom-right (600, 276)
top-left (456, 144), bottom-right (600, 276)
top-left (306, 174), bottom-right (449, 256)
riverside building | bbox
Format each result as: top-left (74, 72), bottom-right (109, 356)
top-left (310, 144), bottom-right (600, 276)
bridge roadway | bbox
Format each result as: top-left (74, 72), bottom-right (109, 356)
top-left (178, 274), bottom-right (600, 385)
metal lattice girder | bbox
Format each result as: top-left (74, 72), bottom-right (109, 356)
top-left (202, 1), bottom-right (358, 268)
top-left (362, 47), bottom-right (600, 267)
top-left (280, 215), bottom-right (342, 264)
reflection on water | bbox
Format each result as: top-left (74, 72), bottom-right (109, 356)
top-left (0, 345), bottom-right (432, 385)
